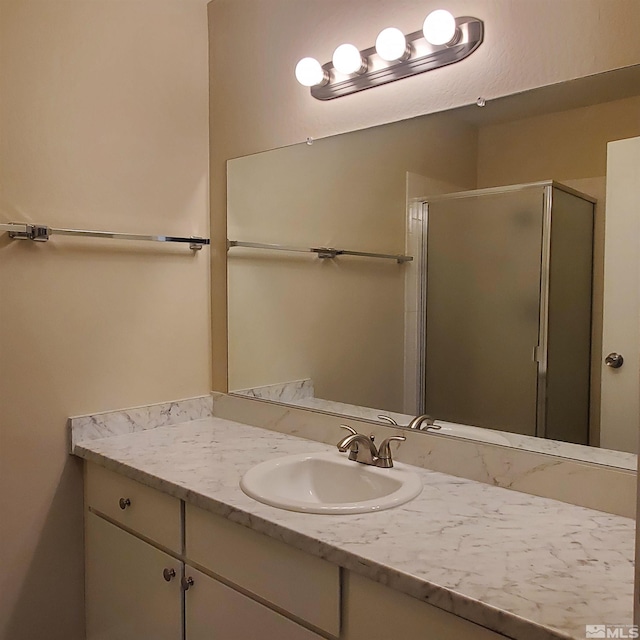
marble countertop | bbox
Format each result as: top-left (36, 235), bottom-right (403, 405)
top-left (74, 416), bottom-right (635, 640)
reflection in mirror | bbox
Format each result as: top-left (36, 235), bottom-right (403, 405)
top-left (420, 183), bottom-right (594, 444)
top-left (227, 65), bottom-right (640, 470)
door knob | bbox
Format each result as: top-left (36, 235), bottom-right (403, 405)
top-left (118, 497), bottom-right (131, 510)
top-left (605, 353), bottom-right (624, 368)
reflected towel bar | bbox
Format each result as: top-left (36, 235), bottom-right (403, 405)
top-left (227, 240), bottom-right (413, 264)
top-left (0, 223), bottom-right (210, 251)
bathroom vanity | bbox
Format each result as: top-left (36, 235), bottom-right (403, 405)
top-left (85, 464), bottom-right (339, 639)
top-left (73, 409), bottom-right (634, 640)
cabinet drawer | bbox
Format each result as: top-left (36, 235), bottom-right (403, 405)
top-left (185, 566), bottom-right (324, 640)
top-left (185, 504), bottom-right (340, 636)
top-left (85, 462), bottom-right (181, 553)
top-left (343, 572), bottom-right (508, 640)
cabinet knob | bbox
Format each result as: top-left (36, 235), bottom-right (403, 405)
top-left (605, 352), bottom-right (624, 369)
top-left (163, 568), bottom-right (176, 582)
top-left (181, 576), bottom-right (194, 591)
top-left (118, 497), bottom-right (131, 510)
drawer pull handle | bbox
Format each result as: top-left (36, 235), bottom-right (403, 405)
top-left (181, 576), bottom-right (194, 591)
top-left (163, 568), bottom-right (176, 582)
top-left (118, 497), bottom-right (131, 510)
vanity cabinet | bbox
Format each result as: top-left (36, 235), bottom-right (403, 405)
top-left (84, 462), bottom-right (507, 640)
top-left (84, 463), bottom-right (329, 640)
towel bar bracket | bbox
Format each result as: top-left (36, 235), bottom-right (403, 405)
top-left (7, 223), bottom-right (50, 241)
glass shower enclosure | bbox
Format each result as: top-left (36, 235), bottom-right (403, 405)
top-left (419, 181), bottom-right (595, 445)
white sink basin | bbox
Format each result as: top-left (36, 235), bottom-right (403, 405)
top-left (240, 452), bottom-right (423, 514)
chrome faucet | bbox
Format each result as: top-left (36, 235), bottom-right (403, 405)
top-left (406, 414), bottom-right (441, 431)
top-left (336, 425), bottom-right (405, 468)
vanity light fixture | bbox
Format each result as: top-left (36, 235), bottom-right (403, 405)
top-left (295, 9), bottom-right (483, 100)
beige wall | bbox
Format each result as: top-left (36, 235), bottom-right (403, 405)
top-left (227, 115), bottom-right (476, 410)
top-left (209, 0), bottom-right (640, 391)
top-left (477, 96), bottom-right (640, 187)
top-left (0, 2), bottom-right (211, 639)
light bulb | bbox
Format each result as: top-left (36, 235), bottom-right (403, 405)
top-left (423, 10), bottom-right (457, 46)
top-left (295, 57), bottom-right (326, 87)
top-left (332, 43), bottom-right (366, 75)
top-left (375, 27), bottom-right (409, 62)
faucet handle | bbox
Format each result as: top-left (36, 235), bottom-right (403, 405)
top-left (377, 415), bottom-right (398, 426)
top-left (337, 425), bottom-right (360, 460)
top-left (408, 414), bottom-right (439, 430)
top-left (379, 435), bottom-right (405, 449)
top-left (377, 436), bottom-right (406, 468)
top-left (340, 424), bottom-right (358, 436)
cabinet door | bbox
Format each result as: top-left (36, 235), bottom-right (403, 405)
top-left (185, 504), bottom-right (339, 635)
top-left (184, 566), bottom-right (323, 640)
top-left (86, 512), bottom-right (182, 640)
top-left (343, 572), bottom-right (507, 640)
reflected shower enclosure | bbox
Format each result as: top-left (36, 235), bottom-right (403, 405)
top-left (419, 182), bottom-right (594, 445)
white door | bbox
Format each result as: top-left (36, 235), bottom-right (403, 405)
top-left (600, 135), bottom-right (640, 453)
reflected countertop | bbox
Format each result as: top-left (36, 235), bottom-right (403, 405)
top-left (282, 395), bottom-right (638, 471)
top-left (73, 416), bottom-right (634, 640)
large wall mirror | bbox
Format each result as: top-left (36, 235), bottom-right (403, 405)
top-left (226, 64), bottom-right (640, 470)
